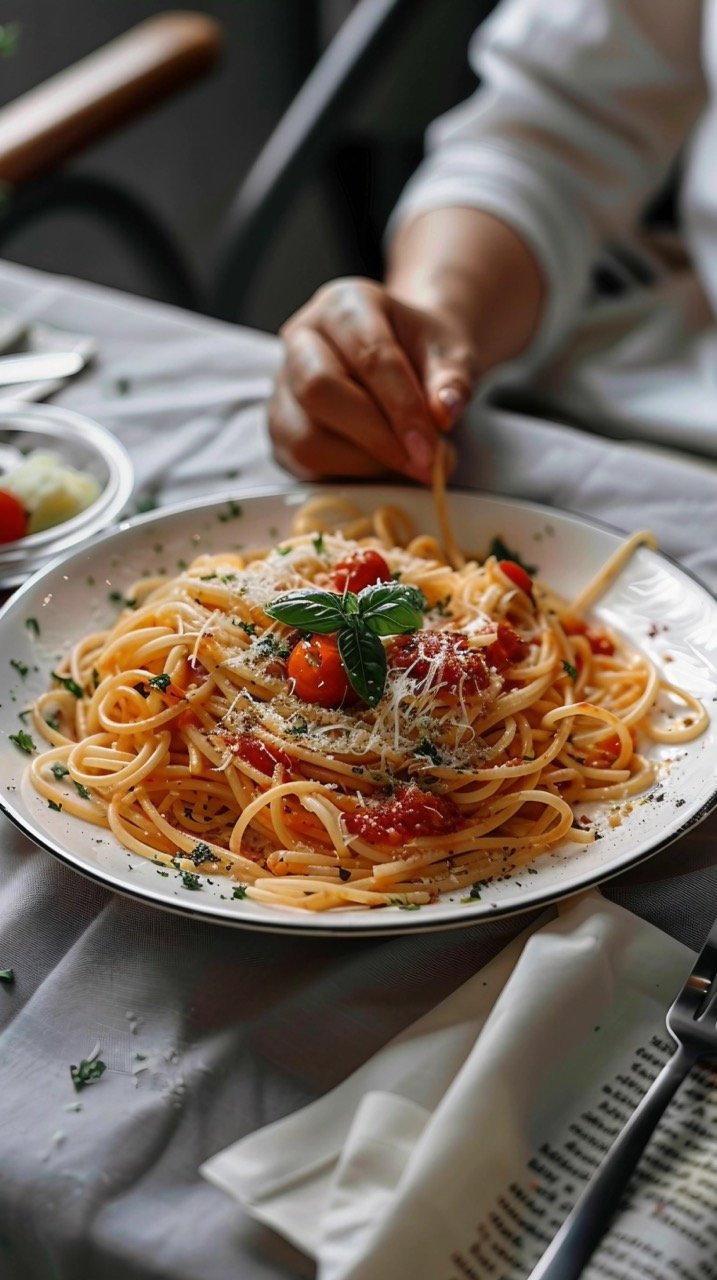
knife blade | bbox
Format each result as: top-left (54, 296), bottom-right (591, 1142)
top-left (0, 351), bottom-right (86, 386)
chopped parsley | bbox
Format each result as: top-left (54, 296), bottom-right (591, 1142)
top-left (0, 969), bottom-right (14, 984)
top-left (190, 843), bottom-right (214, 866)
top-left (416, 738), bottom-right (442, 765)
top-left (74, 781), bottom-right (91, 800)
top-left (70, 1055), bottom-right (106, 1092)
top-left (232, 885), bottom-right (248, 899)
top-left (233, 619), bottom-right (257, 636)
top-left (45, 714), bottom-right (61, 731)
top-left (180, 871), bottom-right (202, 890)
top-left (148, 673), bottom-right (171, 691)
top-left (108, 591), bottom-right (137, 610)
top-left (10, 659), bottom-right (28, 678)
top-left (48, 800), bottom-right (63, 812)
top-left (388, 898), bottom-right (421, 911)
top-left (51, 671), bottom-right (83, 698)
top-left (562, 661), bottom-right (578, 681)
top-left (218, 501), bottom-right (243, 523)
top-left (256, 634), bottom-right (291, 661)
top-left (287, 717), bottom-right (308, 736)
top-left (276, 546), bottom-right (291, 556)
top-left (51, 763), bottom-right (70, 780)
top-left (9, 730), bottom-right (35, 754)
top-left (312, 534), bottom-right (325, 554)
top-left (115, 376), bottom-right (131, 395)
top-left (25, 618), bottom-right (40, 637)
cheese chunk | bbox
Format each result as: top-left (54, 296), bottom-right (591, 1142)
top-left (4, 451), bottom-right (101, 534)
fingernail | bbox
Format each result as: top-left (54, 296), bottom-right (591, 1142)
top-left (436, 386), bottom-right (468, 423)
top-left (404, 429), bottom-right (435, 472)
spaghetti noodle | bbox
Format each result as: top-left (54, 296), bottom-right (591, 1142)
top-left (28, 467), bottom-right (708, 912)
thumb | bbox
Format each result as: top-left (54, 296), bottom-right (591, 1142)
top-left (388, 295), bottom-right (478, 432)
top-left (423, 338), bottom-right (478, 431)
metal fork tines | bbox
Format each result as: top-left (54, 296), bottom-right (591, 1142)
top-left (528, 914), bottom-right (717, 1280)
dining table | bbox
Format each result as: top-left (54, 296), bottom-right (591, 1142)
top-left (0, 255), bottom-right (716, 1280)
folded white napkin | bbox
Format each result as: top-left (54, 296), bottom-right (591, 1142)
top-left (202, 895), bottom-right (714, 1279)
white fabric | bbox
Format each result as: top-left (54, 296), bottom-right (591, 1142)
top-left (202, 894), bottom-right (714, 1280)
top-left (391, 0), bottom-right (717, 455)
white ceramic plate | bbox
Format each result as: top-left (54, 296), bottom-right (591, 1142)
top-left (1, 486), bottom-right (715, 936)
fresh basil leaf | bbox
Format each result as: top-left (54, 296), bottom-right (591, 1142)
top-left (264, 589), bottom-right (348, 633)
top-left (357, 582), bottom-right (425, 636)
top-left (338, 622), bottom-right (387, 707)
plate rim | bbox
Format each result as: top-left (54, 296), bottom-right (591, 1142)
top-left (1, 482), bottom-right (716, 936)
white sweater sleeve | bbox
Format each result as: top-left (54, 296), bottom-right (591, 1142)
top-left (390, 0), bottom-right (705, 363)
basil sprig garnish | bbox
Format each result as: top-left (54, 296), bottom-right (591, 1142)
top-left (265, 582), bottom-right (425, 706)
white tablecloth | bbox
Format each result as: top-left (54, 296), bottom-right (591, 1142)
top-left (0, 259), bottom-right (715, 1280)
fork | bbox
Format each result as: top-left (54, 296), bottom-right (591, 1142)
top-left (528, 914), bottom-right (717, 1280)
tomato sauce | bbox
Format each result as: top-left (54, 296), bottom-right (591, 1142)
top-left (225, 732), bottom-right (293, 777)
top-left (345, 783), bottom-right (463, 846)
top-left (389, 631), bottom-right (491, 694)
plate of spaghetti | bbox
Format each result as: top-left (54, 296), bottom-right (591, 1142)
top-left (0, 467), bottom-right (715, 935)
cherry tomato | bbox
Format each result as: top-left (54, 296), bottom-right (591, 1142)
top-left (0, 490), bottom-right (28, 544)
top-left (498, 559), bottom-right (533, 596)
top-left (484, 622), bottom-right (528, 671)
top-left (584, 728), bottom-right (635, 768)
top-left (230, 732), bottom-right (293, 776)
top-left (561, 615), bottom-right (614, 656)
top-left (345, 784), bottom-right (462, 847)
top-left (287, 633), bottom-right (357, 707)
top-left (587, 632), bottom-right (615, 657)
top-left (389, 631), bottom-right (490, 694)
top-left (331, 549), bottom-right (392, 594)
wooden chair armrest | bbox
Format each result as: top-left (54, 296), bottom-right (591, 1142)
top-left (0, 12), bottom-right (223, 186)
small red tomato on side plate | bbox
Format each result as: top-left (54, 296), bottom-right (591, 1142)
top-left (331, 549), bottom-right (391, 594)
top-left (0, 490), bottom-right (28, 544)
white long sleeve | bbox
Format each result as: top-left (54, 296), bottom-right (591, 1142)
top-left (390, 0), bottom-right (706, 363)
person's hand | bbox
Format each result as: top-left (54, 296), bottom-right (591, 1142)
top-left (268, 278), bottom-right (479, 483)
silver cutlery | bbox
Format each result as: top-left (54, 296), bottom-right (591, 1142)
top-left (0, 350), bottom-right (87, 386)
top-left (528, 912), bottom-right (717, 1279)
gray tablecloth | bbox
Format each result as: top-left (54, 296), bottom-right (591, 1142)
top-left (0, 259), bottom-right (715, 1280)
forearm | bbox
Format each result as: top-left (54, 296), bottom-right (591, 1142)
top-left (386, 206), bottom-right (546, 376)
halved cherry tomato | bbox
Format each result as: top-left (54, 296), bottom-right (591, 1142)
top-left (561, 615), bottom-right (614, 656)
top-left (498, 559), bottom-right (533, 596)
top-left (288, 633), bottom-right (357, 707)
top-left (230, 733), bottom-right (292, 777)
top-left (331, 549), bottom-right (391, 594)
top-left (0, 490), bottom-right (28, 544)
top-left (485, 622), bottom-right (528, 671)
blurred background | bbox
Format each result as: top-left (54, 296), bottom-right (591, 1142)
top-left (0, 1), bottom-right (490, 332)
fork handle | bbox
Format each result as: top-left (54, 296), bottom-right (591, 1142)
top-left (528, 1044), bottom-right (697, 1280)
